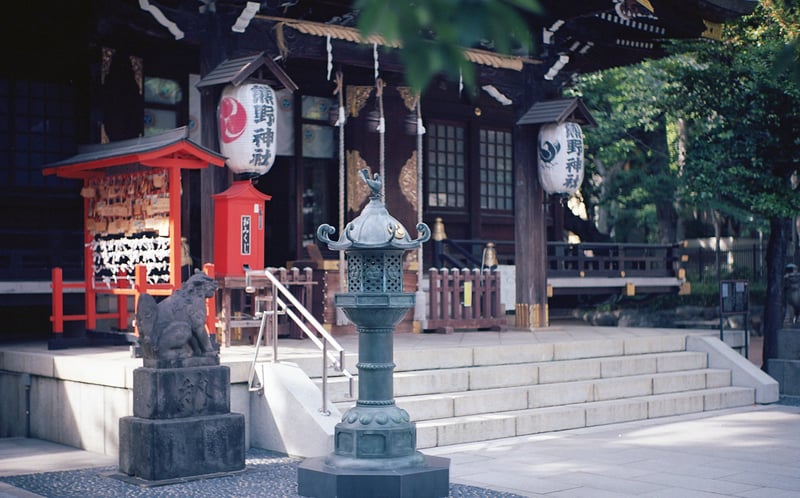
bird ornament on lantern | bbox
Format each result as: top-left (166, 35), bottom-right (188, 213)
top-left (218, 82), bottom-right (277, 177)
top-left (537, 121), bottom-right (584, 196)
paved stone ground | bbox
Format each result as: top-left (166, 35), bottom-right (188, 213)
top-left (0, 329), bottom-right (787, 497)
top-left (0, 449), bottom-right (523, 498)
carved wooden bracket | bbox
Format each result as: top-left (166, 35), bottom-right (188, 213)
top-left (346, 86), bottom-right (374, 118)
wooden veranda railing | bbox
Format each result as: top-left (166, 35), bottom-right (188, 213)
top-left (217, 265), bottom-right (318, 346)
top-left (431, 237), bottom-right (684, 281)
top-left (49, 263), bottom-right (217, 348)
top-left (546, 242), bottom-right (683, 278)
top-left (427, 268), bottom-right (506, 334)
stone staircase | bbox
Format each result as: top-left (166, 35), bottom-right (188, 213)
top-left (319, 334), bottom-right (759, 449)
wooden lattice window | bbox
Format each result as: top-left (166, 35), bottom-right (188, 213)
top-left (0, 79), bottom-right (77, 187)
top-left (479, 128), bottom-right (513, 211)
top-left (426, 122), bottom-right (466, 209)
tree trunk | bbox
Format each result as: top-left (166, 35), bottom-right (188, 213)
top-left (656, 201), bottom-right (678, 244)
top-left (713, 210), bottom-right (721, 281)
top-left (643, 119), bottom-right (677, 243)
top-left (762, 216), bottom-right (791, 370)
top-left (673, 118), bottom-right (687, 241)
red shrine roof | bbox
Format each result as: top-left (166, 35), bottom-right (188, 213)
top-left (43, 127), bottom-right (226, 179)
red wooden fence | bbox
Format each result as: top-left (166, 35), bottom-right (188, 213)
top-left (427, 268), bottom-right (506, 334)
top-left (50, 263), bottom-right (217, 342)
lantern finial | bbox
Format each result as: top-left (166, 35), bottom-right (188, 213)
top-left (359, 168), bottom-right (382, 199)
top-left (317, 167), bottom-right (429, 251)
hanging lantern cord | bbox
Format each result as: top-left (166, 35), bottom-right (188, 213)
top-left (335, 70), bottom-right (346, 297)
top-left (415, 95), bottom-right (424, 294)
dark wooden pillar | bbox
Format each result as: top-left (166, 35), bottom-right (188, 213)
top-left (513, 124), bottom-right (548, 328)
top-left (513, 67), bottom-right (548, 329)
top-left (198, 12), bottom-right (233, 266)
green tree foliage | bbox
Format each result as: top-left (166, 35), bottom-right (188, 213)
top-left (573, 3), bottom-right (799, 364)
top-left (764, 0), bottom-right (800, 83)
top-left (354, 0), bottom-right (540, 93)
top-left (566, 60), bottom-right (681, 243)
top-left (668, 3), bottom-right (800, 365)
top-left (673, 25), bottom-right (800, 222)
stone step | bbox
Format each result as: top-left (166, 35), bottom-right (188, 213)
top-left (300, 335), bottom-right (698, 381)
top-left (296, 333), bottom-right (768, 450)
top-left (413, 386), bottom-right (755, 448)
top-left (305, 333), bottom-right (766, 450)
top-left (320, 351), bottom-right (709, 403)
top-left (333, 368), bottom-right (734, 421)
top-left (389, 334), bottom-right (690, 373)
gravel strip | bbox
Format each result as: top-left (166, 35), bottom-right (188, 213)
top-left (0, 449), bottom-right (525, 498)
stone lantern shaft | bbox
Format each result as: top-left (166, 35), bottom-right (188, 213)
top-left (298, 169), bottom-right (449, 498)
top-left (357, 325), bottom-right (395, 403)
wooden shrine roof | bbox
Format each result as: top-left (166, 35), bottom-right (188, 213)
top-left (263, 16), bottom-right (534, 72)
top-left (247, 0), bottom-right (756, 74)
top-left (517, 98), bottom-right (598, 127)
top-left (42, 127), bottom-right (226, 179)
top-left (196, 52), bottom-right (299, 91)
top-left (85, 1), bottom-right (757, 85)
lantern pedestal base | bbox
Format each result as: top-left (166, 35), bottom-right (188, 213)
top-left (297, 455), bottom-right (450, 498)
top-left (330, 404), bottom-right (421, 464)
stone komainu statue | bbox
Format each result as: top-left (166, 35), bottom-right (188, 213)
top-left (136, 270), bottom-right (218, 361)
top-left (784, 271), bottom-right (800, 327)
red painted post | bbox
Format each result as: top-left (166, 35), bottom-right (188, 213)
top-left (453, 269), bottom-right (464, 320)
top-left (133, 265), bottom-right (148, 337)
top-left (461, 269), bottom-right (472, 320)
top-left (117, 272), bottom-right (128, 331)
top-left (478, 269), bottom-right (488, 320)
top-left (203, 263), bottom-right (217, 340)
top-left (441, 268), bottom-right (452, 321)
top-left (428, 269), bottom-right (440, 321)
top-left (82, 182), bottom-right (96, 330)
top-left (51, 267), bottom-right (64, 334)
top-left (494, 272), bottom-right (500, 315)
top-left (486, 271), bottom-right (496, 318)
top-left (469, 269), bottom-right (479, 320)
top-left (169, 167), bottom-right (182, 288)
top-left (84, 243), bottom-right (96, 332)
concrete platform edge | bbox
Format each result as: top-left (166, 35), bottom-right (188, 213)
top-left (686, 335), bottom-right (779, 404)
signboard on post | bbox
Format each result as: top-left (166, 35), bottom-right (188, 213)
top-left (719, 279), bottom-right (749, 357)
top-left (240, 215), bottom-right (252, 255)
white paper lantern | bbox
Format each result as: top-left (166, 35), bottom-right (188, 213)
top-left (537, 122), bottom-right (584, 195)
top-left (218, 83), bottom-right (277, 176)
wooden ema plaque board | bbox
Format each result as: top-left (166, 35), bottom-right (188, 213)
top-left (42, 127), bottom-right (225, 332)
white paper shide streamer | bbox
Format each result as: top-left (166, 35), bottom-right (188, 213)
top-left (326, 35), bottom-right (333, 80)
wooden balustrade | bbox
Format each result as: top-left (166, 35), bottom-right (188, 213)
top-left (427, 268), bottom-right (506, 334)
top-left (216, 266), bottom-right (317, 346)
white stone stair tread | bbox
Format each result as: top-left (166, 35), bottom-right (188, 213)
top-left (414, 386), bottom-right (755, 448)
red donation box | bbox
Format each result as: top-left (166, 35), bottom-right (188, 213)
top-left (213, 181), bottom-right (272, 277)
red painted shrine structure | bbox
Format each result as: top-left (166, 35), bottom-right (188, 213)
top-left (42, 128), bottom-right (225, 344)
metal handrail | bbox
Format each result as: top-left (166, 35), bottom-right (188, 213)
top-left (245, 267), bottom-right (354, 414)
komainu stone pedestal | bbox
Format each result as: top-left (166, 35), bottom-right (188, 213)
top-left (766, 328), bottom-right (800, 396)
top-left (119, 364), bottom-right (245, 482)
